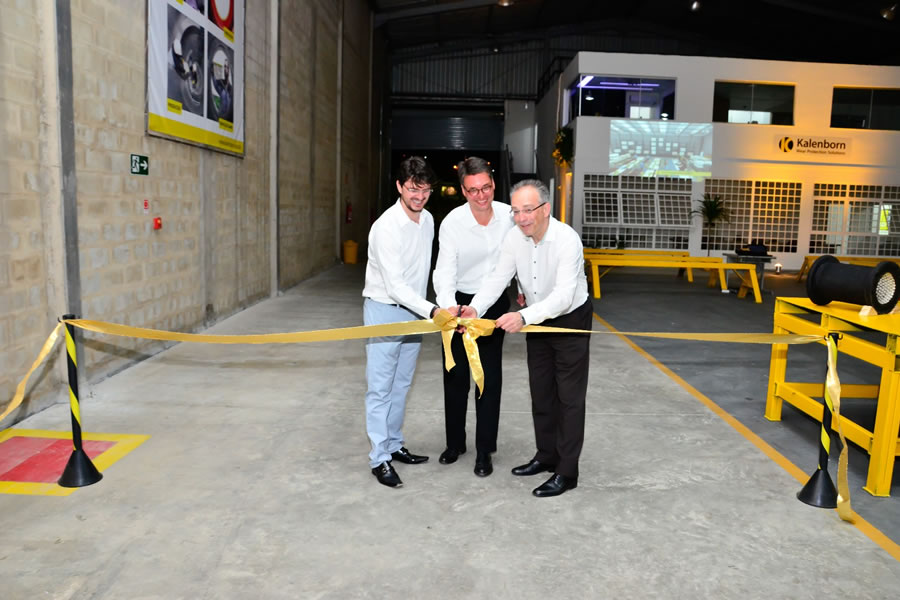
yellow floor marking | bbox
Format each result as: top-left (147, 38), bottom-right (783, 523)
top-left (0, 428), bottom-right (149, 496)
top-left (592, 313), bottom-right (900, 563)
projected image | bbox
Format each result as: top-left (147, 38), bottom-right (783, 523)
top-left (610, 120), bottom-right (712, 181)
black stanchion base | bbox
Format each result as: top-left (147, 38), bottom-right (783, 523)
top-left (58, 449), bottom-right (103, 488)
top-left (797, 468), bottom-right (837, 509)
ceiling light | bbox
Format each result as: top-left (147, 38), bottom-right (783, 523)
top-left (497, 0), bottom-right (513, 6)
top-left (881, 3), bottom-right (897, 21)
top-left (585, 94), bottom-right (594, 101)
top-left (690, 1), bottom-right (701, 11)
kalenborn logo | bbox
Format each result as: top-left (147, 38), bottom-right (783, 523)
top-left (778, 137), bottom-right (794, 153)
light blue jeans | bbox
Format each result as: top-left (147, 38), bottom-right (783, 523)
top-left (363, 299), bottom-right (423, 468)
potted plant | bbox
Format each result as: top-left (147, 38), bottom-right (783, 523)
top-left (552, 126), bottom-right (574, 167)
top-left (690, 193), bottom-right (730, 256)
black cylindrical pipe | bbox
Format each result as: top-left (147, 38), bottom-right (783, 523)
top-left (806, 256), bottom-right (900, 314)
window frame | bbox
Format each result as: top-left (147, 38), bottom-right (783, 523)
top-left (712, 81), bottom-right (795, 126)
top-left (567, 74), bottom-right (677, 122)
top-left (831, 86), bottom-right (900, 131)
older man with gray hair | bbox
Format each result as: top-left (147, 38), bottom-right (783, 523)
top-left (461, 179), bottom-right (591, 498)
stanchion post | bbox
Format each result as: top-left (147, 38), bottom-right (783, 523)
top-left (57, 314), bottom-right (103, 488)
top-left (796, 332), bottom-right (839, 508)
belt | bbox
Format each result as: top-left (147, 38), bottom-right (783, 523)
top-left (365, 297), bottom-right (400, 307)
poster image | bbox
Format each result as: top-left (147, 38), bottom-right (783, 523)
top-left (167, 6), bottom-right (204, 117)
top-left (210, 0), bottom-right (235, 33)
top-left (207, 33), bottom-right (234, 125)
top-left (147, 0), bottom-right (244, 155)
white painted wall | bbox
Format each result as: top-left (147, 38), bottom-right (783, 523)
top-left (503, 100), bottom-right (536, 174)
top-left (538, 52), bottom-right (900, 269)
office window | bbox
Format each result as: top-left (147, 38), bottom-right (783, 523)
top-left (712, 82), bottom-right (794, 125)
top-left (569, 75), bottom-right (676, 121)
top-left (831, 87), bottom-right (900, 131)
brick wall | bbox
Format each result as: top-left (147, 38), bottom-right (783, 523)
top-left (278, 0), bottom-right (342, 288)
top-left (0, 0), bottom-right (373, 425)
top-left (0, 1), bottom-right (61, 419)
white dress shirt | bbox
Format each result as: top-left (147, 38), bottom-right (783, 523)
top-left (362, 199), bottom-right (435, 318)
top-left (470, 217), bottom-right (588, 325)
top-left (432, 201), bottom-right (514, 308)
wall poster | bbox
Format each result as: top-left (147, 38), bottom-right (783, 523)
top-left (147, 0), bottom-right (244, 155)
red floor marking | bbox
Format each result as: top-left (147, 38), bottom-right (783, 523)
top-left (0, 439), bottom-right (114, 483)
top-left (0, 436), bottom-right (58, 474)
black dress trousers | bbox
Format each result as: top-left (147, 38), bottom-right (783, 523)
top-left (524, 297), bottom-right (592, 479)
top-left (441, 290), bottom-right (510, 454)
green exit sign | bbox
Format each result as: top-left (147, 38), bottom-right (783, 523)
top-left (130, 154), bottom-right (149, 175)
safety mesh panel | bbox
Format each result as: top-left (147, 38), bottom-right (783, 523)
top-left (621, 193), bottom-right (656, 225)
top-left (812, 183), bottom-right (846, 198)
top-left (848, 201), bottom-right (878, 233)
top-left (811, 199), bottom-right (844, 232)
top-left (752, 181), bottom-right (801, 252)
top-left (583, 191), bottom-right (619, 224)
top-left (701, 179), bottom-right (752, 252)
top-left (810, 184), bottom-right (900, 255)
top-left (581, 226), bottom-right (619, 249)
top-left (848, 184), bottom-right (883, 199)
top-left (658, 194), bottom-right (692, 226)
top-left (581, 174), bottom-right (689, 249)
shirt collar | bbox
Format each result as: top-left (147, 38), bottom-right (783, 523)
top-left (462, 202), bottom-right (499, 228)
top-left (532, 217), bottom-right (558, 245)
top-left (391, 198), bottom-right (422, 227)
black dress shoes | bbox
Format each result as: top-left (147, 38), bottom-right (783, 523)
top-left (438, 447), bottom-right (465, 464)
top-left (474, 452), bottom-right (493, 477)
top-left (532, 473), bottom-right (577, 497)
top-left (511, 458), bottom-right (554, 476)
top-left (390, 447), bottom-right (429, 464)
top-left (372, 462), bottom-right (403, 488)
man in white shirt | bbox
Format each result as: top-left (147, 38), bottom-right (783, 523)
top-left (432, 157), bottom-right (515, 477)
top-left (462, 179), bottom-right (591, 498)
top-left (363, 156), bottom-right (445, 488)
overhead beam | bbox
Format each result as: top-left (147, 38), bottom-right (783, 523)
top-left (374, 0), bottom-right (500, 28)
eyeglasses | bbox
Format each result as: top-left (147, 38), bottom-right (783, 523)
top-left (403, 185), bottom-right (432, 196)
top-left (510, 202), bottom-right (547, 218)
top-left (464, 183), bottom-right (493, 196)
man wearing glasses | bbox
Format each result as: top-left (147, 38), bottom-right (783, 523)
top-left (461, 179), bottom-right (591, 498)
top-left (432, 157), bottom-right (515, 477)
top-left (363, 156), bottom-right (447, 488)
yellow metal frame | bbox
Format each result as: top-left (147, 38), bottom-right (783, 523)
top-left (583, 249), bottom-right (691, 256)
top-left (766, 297), bottom-right (900, 497)
top-left (587, 257), bottom-right (761, 303)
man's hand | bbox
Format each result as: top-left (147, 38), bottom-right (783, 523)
top-left (516, 293), bottom-right (526, 307)
top-left (495, 311), bottom-right (525, 333)
top-left (444, 306), bottom-right (466, 333)
top-left (458, 306), bottom-right (477, 319)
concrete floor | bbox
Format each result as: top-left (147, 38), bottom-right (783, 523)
top-left (2, 264), bottom-right (899, 599)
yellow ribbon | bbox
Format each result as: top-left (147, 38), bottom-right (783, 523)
top-left (825, 335), bottom-right (853, 522)
top-left (0, 323), bottom-right (63, 425)
top-left (432, 312), bottom-right (497, 395)
top-left (2, 318), bottom-right (822, 428)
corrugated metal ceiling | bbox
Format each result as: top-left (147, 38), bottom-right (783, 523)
top-left (373, 0), bottom-right (900, 66)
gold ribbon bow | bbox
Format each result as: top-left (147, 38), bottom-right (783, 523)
top-left (825, 335), bottom-right (853, 522)
top-left (432, 311), bottom-right (496, 395)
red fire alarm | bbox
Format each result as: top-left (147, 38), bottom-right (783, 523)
top-left (153, 217), bottom-right (162, 230)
